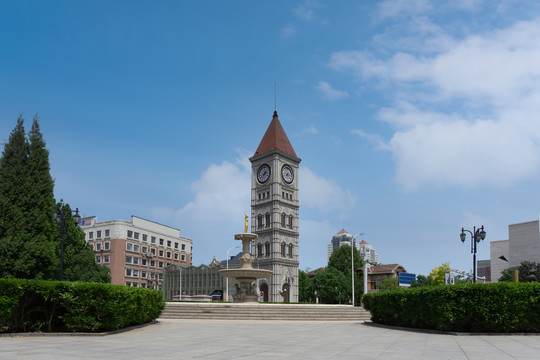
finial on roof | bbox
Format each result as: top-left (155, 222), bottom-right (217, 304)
top-left (273, 110), bottom-right (278, 118)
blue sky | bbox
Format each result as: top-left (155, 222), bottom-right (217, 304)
top-left (2, 0), bottom-right (540, 278)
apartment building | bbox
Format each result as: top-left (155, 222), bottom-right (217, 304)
top-left (79, 215), bottom-right (192, 289)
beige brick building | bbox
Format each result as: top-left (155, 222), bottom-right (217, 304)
top-left (80, 215), bottom-right (192, 289)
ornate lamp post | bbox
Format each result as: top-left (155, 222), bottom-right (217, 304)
top-left (54, 206), bottom-right (81, 281)
top-left (460, 225), bottom-right (486, 283)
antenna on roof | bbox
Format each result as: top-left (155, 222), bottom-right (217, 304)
top-left (274, 81), bottom-right (277, 112)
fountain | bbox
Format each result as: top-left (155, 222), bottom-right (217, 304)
top-left (219, 214), bottom-right (273, 302)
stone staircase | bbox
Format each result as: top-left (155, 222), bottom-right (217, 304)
top-left (160, 302), bottom-right (371, 321)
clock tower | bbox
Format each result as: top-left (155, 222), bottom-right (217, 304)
top-left (250, 111), bottom-right (301, 302)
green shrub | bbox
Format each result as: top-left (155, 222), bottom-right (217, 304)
top-left (362, 283), bottom-right (540, 333)
top-left (0, 279), bottom-right (164, 333)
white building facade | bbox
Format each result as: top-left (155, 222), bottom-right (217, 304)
top-left (80, 215), bottom-right (192, 289)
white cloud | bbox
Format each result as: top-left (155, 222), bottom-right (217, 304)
top-left (316, 81), bottom-right (349, 101)
top-left (300, 167), bottom-right (356, 213)
top-left (377, 0), bottom-right (433, 19)
top-left (281, 25), bottom-right (297, 39)
top-left (303, 124), bottom-right (319, 135)
top-left (329, 18), bottom-right (540, 190)
top-left (351, 129), bottom-right (390, 150)
top-left (293, 1), bottom-right (316, 21)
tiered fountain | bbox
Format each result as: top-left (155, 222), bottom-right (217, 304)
top-left (219, 214), bottom-right (273, 302)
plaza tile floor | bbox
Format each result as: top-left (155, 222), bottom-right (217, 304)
top-left (2, 319), bottom-right (540, 359)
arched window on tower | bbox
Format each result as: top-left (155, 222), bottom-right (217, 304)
top-left (281, 242), bottom-right (286, 257)
top-left (265, 242), bottom-right (271, 257)
top-left (281, 213), bottom-right (286, 227)
top-left (265, 213), bottom-right (271, 228)
top-left (257, 243), bottom-right (263, 258)
top-left (288, 244), bottom-right (293, 258)
top-left (257, 214), bottom-right (263, 229)
top-left (289, 215), bottom-right (293, 229)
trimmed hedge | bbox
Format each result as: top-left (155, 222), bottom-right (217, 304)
top-left (0, 279), bottom-right (164, 333)
top-left (362, 283), bottom-right (540, 333)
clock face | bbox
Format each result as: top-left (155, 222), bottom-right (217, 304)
top-left (281, 165), bottom-right (294, 184)
top-left (257, 164), bottom-right (271, 183)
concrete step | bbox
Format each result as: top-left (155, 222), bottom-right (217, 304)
top-left (160, 302), bottom-right (371, 321)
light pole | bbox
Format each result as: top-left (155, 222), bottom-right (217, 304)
top-left (460, 225), bottom-right (486, 283)
top-left (54, 205), bottom-right (81, 281)
top-left (351, 233), bottom-right (364, 306)
top-left (226, 245), bottom-right (240, 301)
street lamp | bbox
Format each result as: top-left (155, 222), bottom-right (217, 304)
top-left (460, 225), bottom-right (486, 283)
top-left (226, 245), bottom-right (240, 301)
top-left (351, 233), bottom-right (365, 306)
top-left (54, 206), bottom-right (81, 281)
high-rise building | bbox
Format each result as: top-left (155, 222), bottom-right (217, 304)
top-left (80, 215), bottom-right (192, 289)
top-left (250, 111), bottom-right (300, 302)
top-left (327, 229), bottom-right (379, 265)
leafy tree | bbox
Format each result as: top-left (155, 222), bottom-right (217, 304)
top-left (377, 277), bottom-right (399, 291)
top-left (311, 267), bottom-right (350, 304)
top-left (428, 262), bottom-right (450, 285)
top-left (58, 202), bottom-right (110, 283)
top-left (499, 262), bottom-right (540, 283)
top-left (411, 274), bottom-right (433, 287)
top-left (298, 269), bottom-right (312, 303)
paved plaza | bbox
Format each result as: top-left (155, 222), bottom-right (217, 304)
top-left (2, 319), bottom-right (540, 359)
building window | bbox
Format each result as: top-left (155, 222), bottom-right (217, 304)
top-left (265, 242), bottom-right (270, 257)
top-left (181, 244), bottom-right (185, 251)
top-left (133, 244), bottom-right (140, 252)
top-left (265, 213), bottom-right (271, 228)
top-left (96, 230), bottom-right (102, 239)
top-left (281, 243), bottom-right (286, 257)
top-left (126, 243), bottom-right (133, 251)
top-left (167, 240), bottom-right (171, 247)
top-left (159, 250), bottom-right (164, 257)
top-left (134, 232), bottom-right (139, 240)
top-left (181, 254), bottom-right (186, 261)
top-left (133, 257), bottom-right (139, 265)
top-left (288, 244), bottom-right (293, 258)
top-left (141, 270), bottom-right (147, 279)
top-left (151, 236), bottom-right (156, 244)
top-left (281, 213), bottom-right (286, 227)
top-left (257, 243), bottom-right (263, 257)
top-left (142, 258), bottom-right (147, 266)
top-left (104, 254), bottom-right (110, 263)
top-left (126, 268), bottom-right (132, 276)
top-left (127, 230), bottom-right (133, 238)
top-left (257, 214), bottom-right (263, 229)
top-left (104, 229), bottom-right (110, 238)
top-left (158, 261), bottom-right (164, 268)
top-left (289, 215), bottom-right (293, 229)
top-left (89, 232), bottom-right (94, 240)
top-left (159, 238), bottom-right (164, 246)
top-left (142, 246), bottom-right (148, 254)
top-left (95, 255), bottom-right (101, 263)
top-left (174, 242), bottom-right (179, 249)
top-left (126, 255), bottom-right (133, 264)
top-left (96, 243), bottom-right (102, 251)
top-left (150, 260), bottom-right (156, 267)
top-left (166, 251), bottom-right (172, 259)
top-left (151, 248), bottom-right (156, 256)
top-left (142, 234), bottom-right (148, 242)
top-left (174, 253), bottom-right (179, 260)
top-left (133, 269), bottom-right (139, 277)
top-left (266, 191), bottom-right (270, 198)
top-left (104, 242), bottom-right (110, 250)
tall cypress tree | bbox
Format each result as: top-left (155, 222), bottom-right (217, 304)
top-left (0, 116), bottom-right (31, 277)
top-left (0, 116), bottom-right (58, 279)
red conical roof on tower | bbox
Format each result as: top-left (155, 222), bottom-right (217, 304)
top-left (253, 111), bottom-right (297, 158)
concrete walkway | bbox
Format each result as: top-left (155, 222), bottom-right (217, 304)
top-left (2, 319), bottom-right (540, 359)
